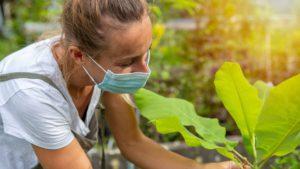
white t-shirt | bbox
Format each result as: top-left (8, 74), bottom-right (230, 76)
top-left (0, 36), bottom-right (101, 169)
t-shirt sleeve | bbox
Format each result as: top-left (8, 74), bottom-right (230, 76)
top-left (0, 87), bottom-right (74, 150)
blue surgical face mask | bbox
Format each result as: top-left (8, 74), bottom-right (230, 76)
top-left (82, 50), bottom-right (151, 94)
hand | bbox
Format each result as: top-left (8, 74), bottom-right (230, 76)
top-left (202, 161), bottom-right (250, 169)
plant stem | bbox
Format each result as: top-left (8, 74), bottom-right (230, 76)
top-left (232, 149), bottom-right (254, 168)
top-left (252, 136), bottom-right (261, 169)
top-left (252, 135), bottom-right (258, 165)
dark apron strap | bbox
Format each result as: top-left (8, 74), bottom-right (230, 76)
top-left (0, 72), bottom-right (106, 169)
top-left (0, 72), bottom-right (67, 100)
top-left (99, 91), bottom-right (106, 169)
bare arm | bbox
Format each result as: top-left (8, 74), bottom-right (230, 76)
top-left (102, 92), bottom-right (240, 169)
top-left (32, 139), bottom-right (92, 169)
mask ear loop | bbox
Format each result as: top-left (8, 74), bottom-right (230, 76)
top-left (82, 54), bottom-right (107, 85)
top-left (82, 65), bottom-right (98, 85)
top-left (86, 54), bottom-right (107, 73)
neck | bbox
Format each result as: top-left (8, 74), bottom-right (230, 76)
top-left (68, 84), bottom-right (86, 98)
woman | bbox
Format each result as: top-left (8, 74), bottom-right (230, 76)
top-left (0, 0), bottom-right (242, 168)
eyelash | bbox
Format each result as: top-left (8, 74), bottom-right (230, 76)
top-left (119, 49), bottom-right (150, 68)
top-left (120, 60), bottom-right (135, 67)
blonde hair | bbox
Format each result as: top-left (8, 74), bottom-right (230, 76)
top-left (122, 94), bottom-right (137, 108)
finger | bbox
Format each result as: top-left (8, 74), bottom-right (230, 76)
top-left (229, 161), bottom-right (242, 169)
top-left (243, 164), bottom-right (251, 169)
top-left (228, 161), bottom-right (237, 169)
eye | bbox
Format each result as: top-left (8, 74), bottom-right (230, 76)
top-left (120, 59), bottom-right (135, 67)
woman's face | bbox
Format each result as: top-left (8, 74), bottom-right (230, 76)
top-left (83, 15), bottom-right (152, 84)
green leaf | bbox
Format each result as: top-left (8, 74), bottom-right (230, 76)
top-left (134, 88), bottom-right (237, 159)
top-left (253, 81), bottom-right (273, 103)
top-left (214, 62), bottom-right (263, 156)
top-left (255, 74), bottom-right (300, 163)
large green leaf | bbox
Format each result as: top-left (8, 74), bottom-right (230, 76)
top-left (134, 88), bottom-right (237, 159)
top-left (255, 74), bottom-right (300, 163)
top-left (214, 62), bottom-right (263, 156)
top-left (253, 81), bottom-right (273, 104)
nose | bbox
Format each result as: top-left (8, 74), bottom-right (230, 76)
top-left (133, 58), bottom-right (149, 73)
top-left (141, 60), bottom-right (149, 73)
top-left (139, 60), bottom-right (149, 73)
top-left (132, 50), bottom-right (150, 73)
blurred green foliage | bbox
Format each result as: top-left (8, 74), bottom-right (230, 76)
top-left (271, 149), bottom-right (300, 169)
top-left (0, 0), bottom-right (63, 59)
top-left (146, 0), bottom-right (300, 138)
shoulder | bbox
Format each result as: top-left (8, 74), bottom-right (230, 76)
top-left (0, 85), bottom-right (74, 149)
top-left (0, 35), bottom-right (61, 77)
top-left (0, 76), bottom-right (67, 107)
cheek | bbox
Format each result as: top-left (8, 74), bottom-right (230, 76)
top-left (110, 66), bottom-right (133, 74)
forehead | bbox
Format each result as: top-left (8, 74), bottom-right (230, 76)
top-left (104, 16), bottom-right (152, 58)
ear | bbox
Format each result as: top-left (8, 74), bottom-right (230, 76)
top-left (68, 46), bottom-right (85, 65)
